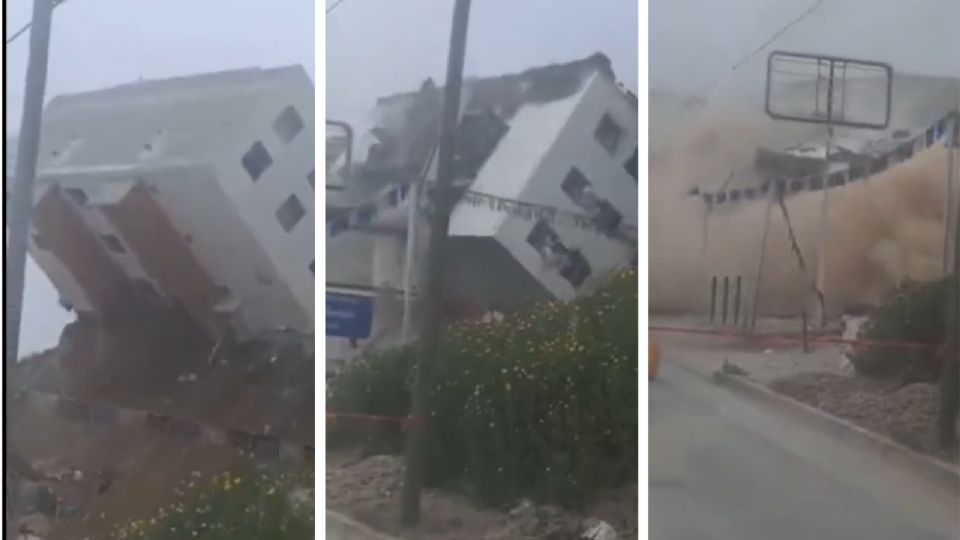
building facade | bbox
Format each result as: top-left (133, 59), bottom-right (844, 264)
top-left (27, 66), bottom-right (315, 340)
top-left (326, 53), bottom-right (638, 361)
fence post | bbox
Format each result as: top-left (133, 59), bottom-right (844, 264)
top-left (802, 311), bottom-right (810, 353)
top-left (722, 276), bottom-right (730, 325)
top-left (710, 276), bottom-right (717, 323)
top-left (734, 276), bottom-right (742, 326)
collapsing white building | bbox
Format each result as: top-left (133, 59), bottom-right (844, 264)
top-left (25, 66), bottom-right (315, 341)
top-left (326, 53), bottom-right (638, 360)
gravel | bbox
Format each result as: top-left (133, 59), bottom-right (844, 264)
top-left (770, 372), bottom-right (958, 463)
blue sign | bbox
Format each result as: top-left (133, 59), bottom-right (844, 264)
top-left (326, 293), bottom-right (374, 339)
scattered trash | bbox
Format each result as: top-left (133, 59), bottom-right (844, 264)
top-left (582, 520), bottom-right (618, 540)
top-left (720, 358), bottom-right (749, 376)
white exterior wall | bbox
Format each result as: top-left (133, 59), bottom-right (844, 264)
top-left (211, 71), bottom-right (315, 327)
top-left (451, 72), bottom-right (638, 299)
top-left (449, 92), bottom-right (582, 237)
top-left (146, 168), bottom-right (311, 334)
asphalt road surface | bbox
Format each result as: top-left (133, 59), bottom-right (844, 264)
top-left (650, 361), bottom-right (960, 540)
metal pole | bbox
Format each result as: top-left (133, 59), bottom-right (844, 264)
top-left (937, 134), bottom-right (959, 447)
top-left (734, 275), bottom-right (742, 326)
top-left (709, 276), bottom-right (717, 323)
top-left (6, 0), bottom-right (55, 366)
top-left (722, 276), bottom-right (729, 325)
top-left (750, 195), bottom-right (774, 333)
top-left (400, 183), bottom-right (419, 343)
top-left (400, 0), bottom-right (471, 527)
top-left (945, 122), bottom-right (957, 274)
top-left (814, 61), bottom-right (836, 328)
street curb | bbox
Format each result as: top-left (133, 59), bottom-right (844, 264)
top-left (326, 511), bottom-right (399, 540)
top-left (711, 370), bottom-right (960, 499)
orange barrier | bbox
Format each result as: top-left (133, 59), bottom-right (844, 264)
top-left (648, 325), bottom-right (943, 352)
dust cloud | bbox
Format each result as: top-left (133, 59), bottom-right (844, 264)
top-left (650, 106), bottom-right (952, 317)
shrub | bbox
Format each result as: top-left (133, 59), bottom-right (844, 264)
top-left (852, 276), bottom-right (950, 381)
top-left (122, 469), bottom-right (313, 540)
top-left (327, 267), bottom-right (638, 508)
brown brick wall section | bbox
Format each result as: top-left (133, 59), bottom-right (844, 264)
top-left (101, 183), bottom-right (222, 338)
top-left (31, 187), bottom-right (136, 315)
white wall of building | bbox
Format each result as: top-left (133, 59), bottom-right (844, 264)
top-left (211, 68), bottom-right (316, 326)
top-left (455, 72), bottom-right (638, 299)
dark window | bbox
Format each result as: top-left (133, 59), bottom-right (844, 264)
top-left (309, 260), bottom-right (315, 275)
top-left (559, 249), bottom-right (592, 288)
top-left (561, 168), bottom-right (622, 234)
top-left (624, 147), bottom-right (638, 181)
top-left (594, 113), bottom-right (623, 156)
top-left (526, 220), bottom-right (560, 253)
top-left (64, 187), bottom-right (88, 206)
top-left (273, 106), bottom-right (305, 144)
top-left (242, 141), bottom-right (273, 181)
top-left (276, 194), bottom-right (306, 233)
top-left (99, 233), bottom-right (126, 254)
top-left (307, 169), bottom-right (315, 190)
top-left (525, 221), bottom-right (592, 288)
top-left (561, 168), bottom-right (590, 200)
top-left (31, 233), bottom-right (49, 250)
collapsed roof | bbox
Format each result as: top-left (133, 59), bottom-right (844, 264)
top-left (348, 53), bottom-right (621, 201)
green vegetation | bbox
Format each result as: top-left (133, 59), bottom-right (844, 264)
top-left (852, 276), bottom-right (950, 381)
top-left (328, 267), bottom-right (638, 508)
top-left (110, 469), bottom-right (313, 540)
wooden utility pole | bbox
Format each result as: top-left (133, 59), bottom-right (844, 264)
top-left (5, 0), bottom-right (56, 505)
top-left (400, 0), bottom-right (472, 527)
top-left (6, 0), bottom-right (55, 365)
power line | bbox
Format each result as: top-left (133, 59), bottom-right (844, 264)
top-left (668, 0), bottom-right (826, 121)
top-left (701, 0), bottom-right (826, 97)
top-left (326, 0), bottom-right (350, 14)
top-left (6, 0), bottom-right (67, 45)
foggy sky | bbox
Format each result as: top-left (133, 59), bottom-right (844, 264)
top-left (650, 0), bottom-right (960, 98)
top-left (326, 0), bottom-right (640, 132)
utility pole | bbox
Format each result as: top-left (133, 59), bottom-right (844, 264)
top-left (400, 0), bottom-right (472, 527)
top-left (938, 122), bottom-right (960, 449)
top-left (6, 0), bottom-right (56, 366)
top-left (812, 63), bottom-right (836, 328)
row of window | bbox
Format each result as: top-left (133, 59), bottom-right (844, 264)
top-left (241, 105), bottom-right (306, 182)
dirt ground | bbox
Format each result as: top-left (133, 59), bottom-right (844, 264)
top-left (8, 318), bottom-right (316, 538)
top-left (770, 371), bottom-right (959, 464)
top-left (326, 449), bottom-right (637, 540)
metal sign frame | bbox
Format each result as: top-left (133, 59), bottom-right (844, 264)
top-left (764, 50), bottom-right (893, 130)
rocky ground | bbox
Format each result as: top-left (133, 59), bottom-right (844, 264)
top-left (326, 449), bottom-right (637, 539)
top-left (8, 317), bottom-right (316, 538)
top-left (770, 371), bottom-right (959, 463)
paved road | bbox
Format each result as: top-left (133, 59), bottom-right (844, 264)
top-left (650, 361), bottom-right (959, 540)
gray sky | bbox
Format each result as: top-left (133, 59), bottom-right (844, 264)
top-left (326, 0), bottom-right (639, 131)
top-left (5, 0), bottom-right (313, 356)
top-left (649, 0), bottom-right (960, 97)
top-left (6, 0), bottom-right (314, 126)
